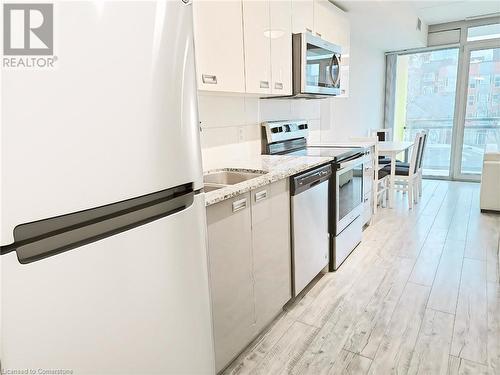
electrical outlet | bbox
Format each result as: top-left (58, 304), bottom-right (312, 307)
top-left (238, 127), bottom-right (244, 142)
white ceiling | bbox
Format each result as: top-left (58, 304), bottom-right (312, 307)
top-left (332, 1), bottom-right (429, 51)
top-left (409, 0), bottom-right (500, 25)
top-left (331, 0), bottom-right (500, 51)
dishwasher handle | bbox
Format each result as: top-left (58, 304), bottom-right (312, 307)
top-left (291, 164), bottom-right (332, 196)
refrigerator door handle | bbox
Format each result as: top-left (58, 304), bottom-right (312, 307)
top-left (1, 183), bottom-right (195, 264)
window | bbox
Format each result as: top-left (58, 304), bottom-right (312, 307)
top-left (477, 75), bottom-right (490, 86)
top-left (422, 86), bottom-right (433, 95)
top-left (476, 132), bottom-right (487, 145)
top-left (390, 48), bottom-right (459, 177)
top-left (423, 72), bottom-right (435, 81)
top-left (386, 19), bottom-right (500, 180)
top-left (461, 47), bottom-right (500, 175)
top-left (467, 23), bottom-right (500, 42)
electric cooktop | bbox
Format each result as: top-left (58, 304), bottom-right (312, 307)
top-left (287, 145), bottom-right (365, 162)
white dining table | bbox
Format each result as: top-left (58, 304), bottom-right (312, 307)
top-left (378, 141), bottom-right (414, 208)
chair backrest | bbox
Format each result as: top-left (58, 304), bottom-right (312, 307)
top-left (370, 128), bottom-right (392, 142)
top-left (417, 130), bottom-right (428, 172)
top-left (351, 136), bottom-right (379, 178)
top-left (409, 132), bottom-right (423, 176)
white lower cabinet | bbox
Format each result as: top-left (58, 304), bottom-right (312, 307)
top-left (206, 180), bottom-right (292, 372)
top-left (251, 180), bottom-right (291, 332)
top-left (206, 192), bottom-right (255, 372)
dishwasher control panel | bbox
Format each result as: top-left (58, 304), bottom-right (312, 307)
top-left (290, 164), bottom-right (332, 196)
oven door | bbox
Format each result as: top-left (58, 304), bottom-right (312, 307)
top-left (335, 158), bottom-right (364, 234)
top-left (301, 33), bottom-right (341, 96)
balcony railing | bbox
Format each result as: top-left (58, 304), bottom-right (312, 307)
top-left (398, 118), bottom-right (500, 174)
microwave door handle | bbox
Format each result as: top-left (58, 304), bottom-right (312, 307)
top-left (330, 54), bottom-right (341, 88)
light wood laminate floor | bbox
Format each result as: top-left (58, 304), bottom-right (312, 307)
top-left (223, 180), bottom-right (500, 375)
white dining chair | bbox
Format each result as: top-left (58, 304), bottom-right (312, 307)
top-left (381, 132), bottom-right (423, 209)
top-left (394, 130), bottom-right (427, 199)
top-left (417, 130), bottom-right (427, 197)
top-left (351, 136), bottom-right (390, 214)
top-left (370, 128), bottom-right (394, 165)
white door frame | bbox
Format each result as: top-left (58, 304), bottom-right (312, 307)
top-left (452, 37), bottom-right (500, 181)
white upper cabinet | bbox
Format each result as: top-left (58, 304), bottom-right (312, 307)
top-left (192, 0), bottom-right (246, 93)
top-left (243, 0), bottom-right (272, 95)
top-left (336, 9), bottom-right (350, 97)
top-left (270, 0), bottom-right (292, 95)
top-left (291, 0), bottom-right (314, 34)
top-left (313, 0), bottom-right (335, 40)
top-left (192, 0), bottom-right (347, 96)
top-left (328, 2), bottom-right (351, 97)
top-left (313, 0), bottom-right (350, 97)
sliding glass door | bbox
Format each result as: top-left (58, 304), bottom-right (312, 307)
top-left (393, 49), bottom-right (459, 177)
top-left (388, 20), bottom-right (500, 181)
top-left (455, 45), bottom-right (500, 179)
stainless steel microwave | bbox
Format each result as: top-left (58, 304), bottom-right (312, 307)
top-left (291, 33), bottom-right (342, 98)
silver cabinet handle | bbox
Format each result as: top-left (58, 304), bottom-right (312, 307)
top-left (260, 81), bottom-right (269, 89)
top-left (254, 190), bottom-right (267, 203)
top-left (274, 82), bottom-right (283, 90)
top-left (232, 198), bottom-right (247, 213)
top-left (202, 74), bottom-right (217, 84)
top-left (316, 32), bottom-right (322, 37)
top-left (306, 28), bottom-right (312, 33)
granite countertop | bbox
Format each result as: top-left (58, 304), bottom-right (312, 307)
top-left (204, 154), bottom-right (333, 206)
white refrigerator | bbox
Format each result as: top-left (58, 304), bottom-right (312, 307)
top-left (0, 1), bottom-right (215, 373)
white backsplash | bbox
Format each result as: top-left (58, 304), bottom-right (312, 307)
top-left (198, 93), bottom-right (322, 170)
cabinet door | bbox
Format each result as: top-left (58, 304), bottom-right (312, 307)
top-left (313, 0), bottom-right (335, 41)
top-left (206, 193), bottom-right (255, 372)
top-left (243, 0), bottom-right (272, 95)
top-left (291, 0), bottom-right (313, 34)
top-left (270, 0), bottom-right (292, 95)
top-left (251, 180), bottom-right (292, 332)
top-left (193, 0), bottom-right (246, 93)
top-left (331, 4), bottom-right (350, 97)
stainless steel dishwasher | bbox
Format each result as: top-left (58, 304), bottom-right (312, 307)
top-left (290, 164), bottom-right (331, 296)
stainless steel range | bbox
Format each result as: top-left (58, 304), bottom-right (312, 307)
top-left (262, 120), bottom-right (366, 271)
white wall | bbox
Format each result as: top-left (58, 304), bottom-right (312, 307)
top-left (320, 31), bottom-right (386, 142)
top-left (198, 95), bottom-right (322, 170)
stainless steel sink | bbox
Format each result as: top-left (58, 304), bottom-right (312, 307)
top-left (204, 184), bottom-right (225, 192)
top-left (203, 170), bottom-right (267, 185)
